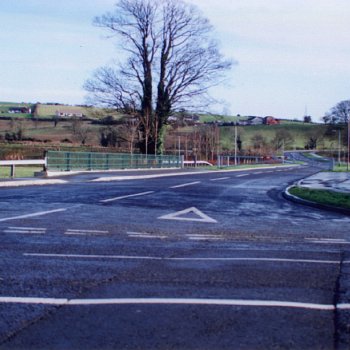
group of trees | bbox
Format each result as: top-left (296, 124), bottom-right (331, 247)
top-left (84, 0), bottom-right (231, 155)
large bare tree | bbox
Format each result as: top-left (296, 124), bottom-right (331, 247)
top-left (84, 0), bottom-right (232, 154)
top-left (324, 100), bottom-right (350, 124)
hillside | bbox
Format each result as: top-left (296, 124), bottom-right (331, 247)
top-left (0, 101), bottom-right (343, 160)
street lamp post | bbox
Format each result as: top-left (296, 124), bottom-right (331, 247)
top-left (234, 123), bottom-right (237, 166)
top-left (347, 119), bottom-right (350, 171)
top-left (338, 129), bottom-right (341, 166)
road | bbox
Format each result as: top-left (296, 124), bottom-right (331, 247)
top-left (1, 162), bottom-right (350, 349)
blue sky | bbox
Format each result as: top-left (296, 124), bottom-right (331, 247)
top-left (1, 0), bottom-right (350, 121)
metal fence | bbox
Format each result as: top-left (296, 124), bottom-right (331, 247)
top-left (217, 155), bottom-right (281, 167)
top-left (46, 151), bottom-right (182, 171)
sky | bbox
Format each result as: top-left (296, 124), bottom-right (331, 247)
top-left (1, 1), bottom-right (350, 121)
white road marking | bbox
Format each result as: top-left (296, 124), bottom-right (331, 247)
top-left (210, 177), bottom-right (230, 182)
top-left (127, 231), bottom-right (167, 239)
top-left (0, 296), bottom-right (336, 310)
top-left (0, 208), bottom-right (67, 222)
top-left (170, 181), bottom-right (201, 189)
top-left (64, 229), bottom-right (109, 236)
top-left (100, 191), bottom-right (155, 203)
top-left (4, 226), bottom-right (46, 234)
top-left (158, 207), bottom-right (217, 223)
top-left (236, 174), bottom-right (249, 177)
top-left (24, 253), bottom-right (163, 260)
top-left (23, 253), bottom-right (339, 265)
top-left (186, 234), bottom-right (224, 241)
top-left (304, 238), bottom-right (350, 245)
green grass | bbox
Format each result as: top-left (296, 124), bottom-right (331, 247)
top-left (0, 166), bottom-right (43, 179)
top-left (332, 164), bottom-right (350, 172)
top-left (289, 186), bottom-right (350, 209)
top-left (204, 163), bottom-right (286, 171)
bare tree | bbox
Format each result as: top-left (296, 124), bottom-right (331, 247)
top-left (85, 0), bottom-right (232, 154)
top-left (272, 129), bottom-right (294, 151)
top-left (118, 116), bottom-right (141, 154)
top-left (324, 100), bottom-right (350, 124)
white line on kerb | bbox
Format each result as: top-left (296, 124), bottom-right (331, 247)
top-left (23, 253), bottom-right (339, 265)
top-left (170, 181), bottom-right (201, 189)
top-left (0, 296), bottom-right (337, 310)
top-left (0, 209), bottom-right (67, 222)
top-left (100, 191), bottom-right (155, 203)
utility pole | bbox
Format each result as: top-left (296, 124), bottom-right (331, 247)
top-left (346, 117), bottom-right (350, 171)
top-left (234, 123), bottom-right (238, 166)
top-left (338, 129), bottom-right (341, 166)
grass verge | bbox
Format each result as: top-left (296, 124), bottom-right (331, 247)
top-left (0, 166), bottom-right (43, 179)
top-left (332, 164), bottom-right (350, 172)
top-left (289, 186), bottom-right (350, 210)
top-left (205, 163), bottom-right (287, 171)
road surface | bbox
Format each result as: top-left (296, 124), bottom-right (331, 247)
top-left (1, 162), bottom-right (350, 349)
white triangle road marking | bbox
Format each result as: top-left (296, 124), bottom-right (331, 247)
top-left (158, 207), bottom-right (217, 223)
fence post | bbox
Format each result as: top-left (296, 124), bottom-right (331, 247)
top-left (88, 153), bottom-right (92, 171)
top-left (106, 154), bottom-right (109, 170)
top-left (10, 165), bottom-right (15, 178)
top-left (43, 151), bottom-right (48, 171)
top-left (65, 152), bottom-right (70, 171)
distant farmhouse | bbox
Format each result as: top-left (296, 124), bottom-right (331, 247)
top-left (264, 116), bottom-right (280, 125)
top-left (9, 107), bottom-right (32, 114)
top-left (55, 109), bottom-right (84, 118)
top-left (168, 114), bottom-right (200, 125)
top-left (239, 116), bottom-right (280, 126)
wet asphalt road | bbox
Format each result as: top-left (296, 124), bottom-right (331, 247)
top-left (1, 163), bottom-right (350, 349)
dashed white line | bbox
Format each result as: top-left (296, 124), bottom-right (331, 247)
top-left (170, 181), bottom-right (201, 189)
top-left (64, 229), bottom-right (109, 236)
top-left (305, 238), bottom-right (350, 245)
top-left (236, 174), bottom-right (249, 177)
top-left (0, 296), bottom-right (337, 311)
top-left (4, 227), bottom-right (46, 234)
top-left (210, 177), bottom-right (230, 182)
top-left (186, 234), bottom-right (224, 241)
top-left (100, 191), bottom-right (155, 203)
top-left (127, 231), bottom-right (167, 239)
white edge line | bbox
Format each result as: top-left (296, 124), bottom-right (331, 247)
top-left (0, 297), bottom-right (335, 310)
top-left (23, 253), bottom-right (339, 265)
top-left (100, 191), bottom-right (155, 203)
top-left (0, 208), bottom-right (67, 222)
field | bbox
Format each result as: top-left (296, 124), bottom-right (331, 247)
top-left (0, 101), bottom-right (346, 164)
top-left (0, 166), bottom-right (43, 179)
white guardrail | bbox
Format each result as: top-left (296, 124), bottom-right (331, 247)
top-left (0, 159), bottom-right (46, 178)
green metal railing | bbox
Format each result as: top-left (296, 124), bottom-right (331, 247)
top-left (46, 151), bottom-right (182, 171)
